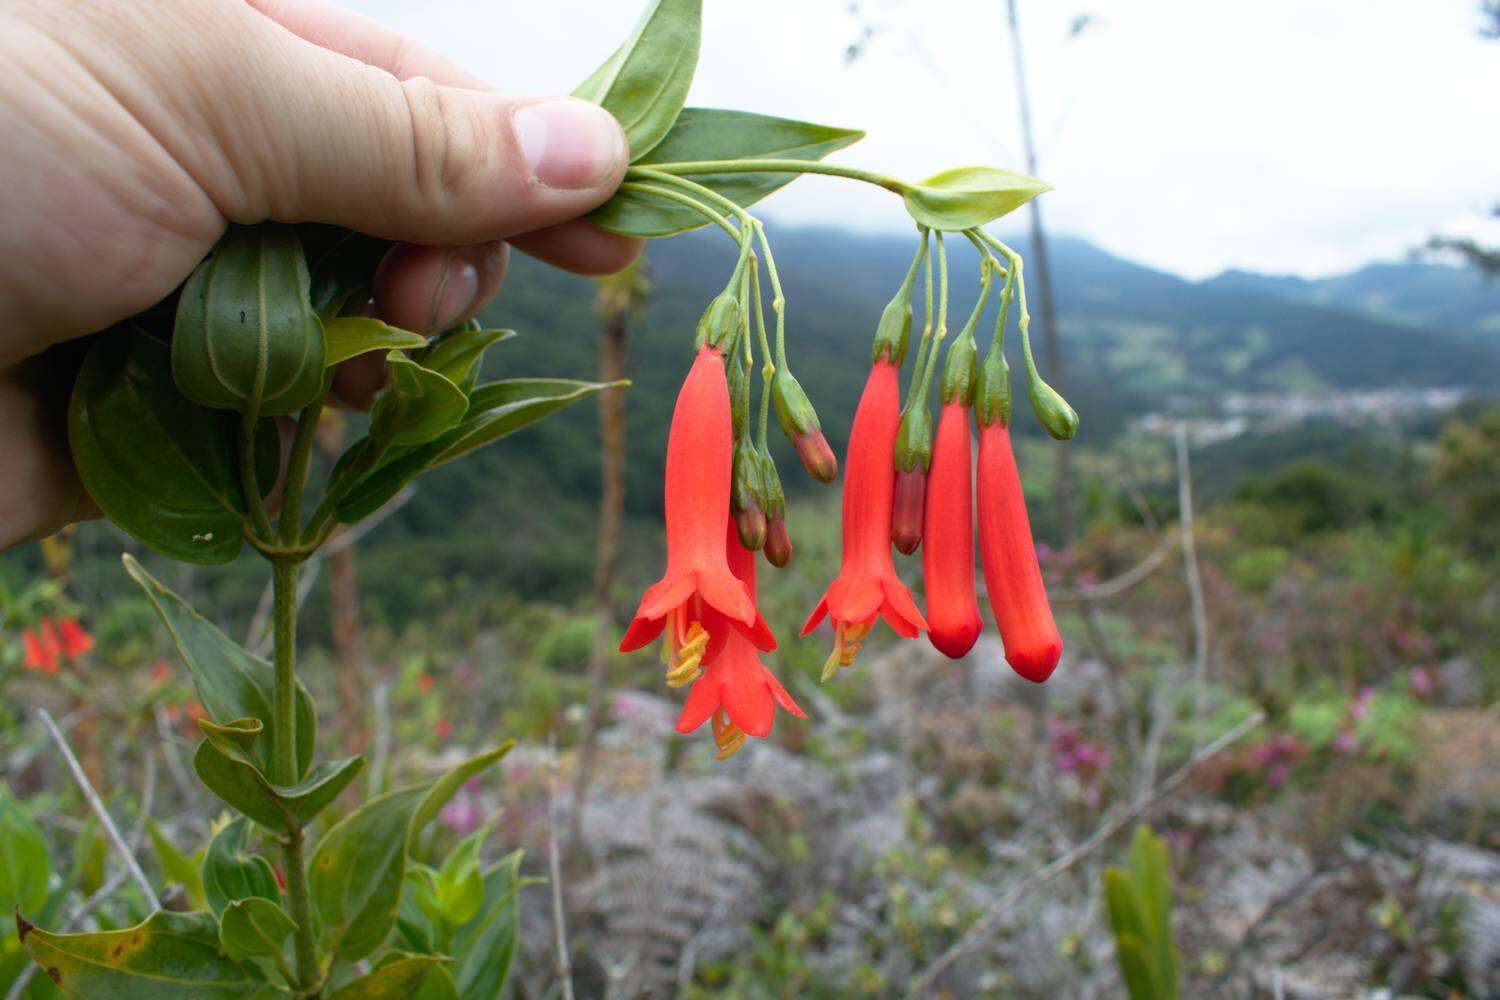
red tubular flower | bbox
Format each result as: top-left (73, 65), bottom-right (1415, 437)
top-left (58, 617), bottom-right (93, 659)
top-left (678, 519), bottom-right (805, 758)
top-left (803, 360), bottom-right (927, 679)
top-left (620, 347), bottom-right (774, 688)
top-left (923, 402), bottom-right (982, 659)
top-left (23, 629), bottom-right (58, 675)
top-left (977, 422), bottom-right (1062, 682)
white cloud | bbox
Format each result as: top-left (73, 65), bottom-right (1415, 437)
top-left (340, 0), bottom-right (1500, 279)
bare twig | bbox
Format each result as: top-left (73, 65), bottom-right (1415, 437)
top-left (1176, 426), bottom-right (1211, 749)
top-left (152, 702), bottom-right (196, 803)
top-left (545, 734), bottom-right (576, 1000)
top-left (368, 680), bottom-right (393, 797)
top-left (36, 709), bottom-right (159, 909)
top-left (1053, 537), bottom-right (1174, 602)
top-left (908, 709), bottom-right (1266, 996)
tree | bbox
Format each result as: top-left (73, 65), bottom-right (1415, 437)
top-left (1428, 3), bottom-right (1500, 275)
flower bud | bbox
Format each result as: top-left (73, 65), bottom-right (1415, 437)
top-left (871, 296), bottom-right (913, 367)
top-left (695, 292), bottom-right (740, 351)
top-left (1030, 378), bottom-right (1079, 440)
top-left (764, 513), bottom-right (793, 567)
top-left (891, 468), bottom-right (926, 555)
top-left (731, 438), bottom-right (767, 550)
top-left (773, 371), bottom-right (838, 482)
top-left (759, 450), bottom-right (793, 567)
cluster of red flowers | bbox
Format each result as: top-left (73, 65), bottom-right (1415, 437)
top-left (21, 616), bottom-right (92, 675)
top-left (622, 234), bottom-right (1073, 760)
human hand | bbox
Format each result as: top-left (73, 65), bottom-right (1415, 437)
top-left (0, 0), bottom-right (640, 548)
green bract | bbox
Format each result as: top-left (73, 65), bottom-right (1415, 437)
top-left (902, 166), bottom-right (1051, 231)
top-left (172, 224), bottom-right (325, 417)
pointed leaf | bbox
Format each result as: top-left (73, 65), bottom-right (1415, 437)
top-left (310, 745), bottom-right (512, 962)
top-left (370, 355), bottom-right (468, 447)
top-left (572, 0), bottom-right (700, 159)
top-left (451, 851), bottom-right (533, 1000)
top-left (434, 827), bottom-right (488, 927)
top-left (329, 956), bottom-right (456, 999)
top-left (193, 739), bottom-right (364, 834)
top-left (418, 325), bottom-right (515, 394)
top-left (323, 318), bottom-right (427, 367)
top-left (69, 330), bottom-right (278, 564)
top-left (1112, 933), bottom-right (1158, 1000)
top-left (594, 108), bottom-right (864, 237)
top-left (0, 784), bottom-right (50, 916)
top-left (203, 818), bottom-right (280, 918)
top-left (124, 556), bottom-right (315, 778)
top-left (298, 225), bottom-right (394, 315)
top-left (218, 898), bottom-right (296, 964)
top-left (902, 166), bottom-right (1051, 231)
top-left (17, 910), bottom-right (267, 998)
top-left (147, 820), bottom-right (206, 910)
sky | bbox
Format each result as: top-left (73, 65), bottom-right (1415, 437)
top-left (339, 0), bottom-right (1500, 280)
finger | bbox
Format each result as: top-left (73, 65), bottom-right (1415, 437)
top-left (246, 0), bottom-right (489, 88)
top-left (372, 241), bottom-right (508, 335)
top-left (510, 219), bottom-right (646, 277)
top-left (0, 371), bottom-right (97, 550)
top-left (171, 5), bottom-right (628, 247)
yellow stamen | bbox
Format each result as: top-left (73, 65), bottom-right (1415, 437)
top-left (665, 621), bottom-right (709, 688)
top-left (821, 620), bottom-right (873, 682)
top-left (711, 710), bottom-right (747, 760)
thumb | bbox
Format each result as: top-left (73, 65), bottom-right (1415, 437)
top-left (184, 9), bottom-right (629, 246)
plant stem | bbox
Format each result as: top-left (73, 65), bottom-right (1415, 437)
top-left (640, 159), bottom-right (909, 195)
top-left (271, 556), bottom-right (320, 992)
top-left (615, 181), bottom-right (739, 240)
top-left (241, 415), bottom-right (274, 541)
top-left (280, 388), bottom-right (329, 545)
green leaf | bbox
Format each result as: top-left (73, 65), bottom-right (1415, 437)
top-left (434, 827), bottom-right (488, 927)
top-left (173, 223), bottom-right (325, 416)
top-left (202, 818), bottom-right (280, 918)
top-left (418, 325), bottom-right (515, 394)
top-left (451, 852), bottom-right (533, 1000)
top-left (323, 318), bottom-right (428, 367)
top-left (329, 956), bottom-right (456, 999)
top-left (0, 784), bottom-right (50, 917)
top-left (69, 330), bottom-right (279, 565)
top-left (572, 0), bottom-right (700, 159)
top-left (901, 166), bottom-right (1051, 231)
top-left (147, 820), bottom-right (206, 910)
top-left (1112, 933), bottom-right (1157, 1000)
top-left (193, 729), bottom-right (363, 834)
top-left (298, 225), bottom-right (393, 316)
top-left (218, 898), bottom-right (295, 964)
top-left (335, 379), bottom-right (623, 523)
top-left (1128, 827), bottom-right (1177, 1000)
top-left (594, 108), bottom-right (864, 237)
top-left (370, 355), bottom-right (468, 447)
top-left (124, 557), bottom-right (315, 778)
top-left (18, 910), bottom-right (266, 999)
top-left (310, 744), bottom-right (513, 962)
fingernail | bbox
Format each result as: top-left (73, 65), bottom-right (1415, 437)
top-left (431, 256), bottom-right (479, 332)
top-left (514, 99), bottom-right (626, 189)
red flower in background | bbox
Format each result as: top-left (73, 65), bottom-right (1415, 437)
top-left (678, 520), bottom-right (805, 758)
top-left (22, 628), bottom-right (59, 675)
top-left (621, 347), bottom-right (774, 688)
top-left (923, 402), bottom-right (982, 659)
top-left (803, 360), bottom-right (926, 679)
top-left (58, 618), bottom-right (93, 658)
top-left (976, 423), bottom-right (1061, 682)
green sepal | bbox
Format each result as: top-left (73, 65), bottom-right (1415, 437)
top-left (310, 744), bottom-right (513, 963)
top-left (124, 556), bottom-right (316, 779)
top-left (69, 329), bottom-right (279, 565)
top-left (218, 898), bottom-right (296, 965)
top-left (771, 370), bottom-right (821, 440)
top-left (572, 0), bottom-right (700, 160)
top-left (202, 817), bottom-right (281, 918)
top-left (902, 166), bottom-right (1051, 231)
top-left (370, 354), bottom-right (468, 447)
top-left (1029, 376), bottom-right (1080, 441)
top-left (730, 437), bottom-right (763, 516)
top-left (759, 448), bottom-right (786, 519)
top-left (172, 223), bottom-right (325, 417)
top-left (17, 909), bottom-right (268, 999)
top-left (330, 955), bottom-right (457, 999)
top-left (939, 336), bottom-right (979, 407)
top-left (871, 296), bottom-right (913, 367)
top-left (322, 317), bottom-right (427, 367)
top-left (192, 727), bottom-right (364, 835)
top-left (974, 349), bottom-right (1012, 429)
top-left (893, 405), bottom-right (933, 473)
top-left (694, 293), bottom-right (739, 351)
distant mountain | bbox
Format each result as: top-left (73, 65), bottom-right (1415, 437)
top-left (1205, 259), bottom-right (1500, 338)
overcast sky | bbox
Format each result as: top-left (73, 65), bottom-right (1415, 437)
top-left (341, 0), bottom-right (1500, 280)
